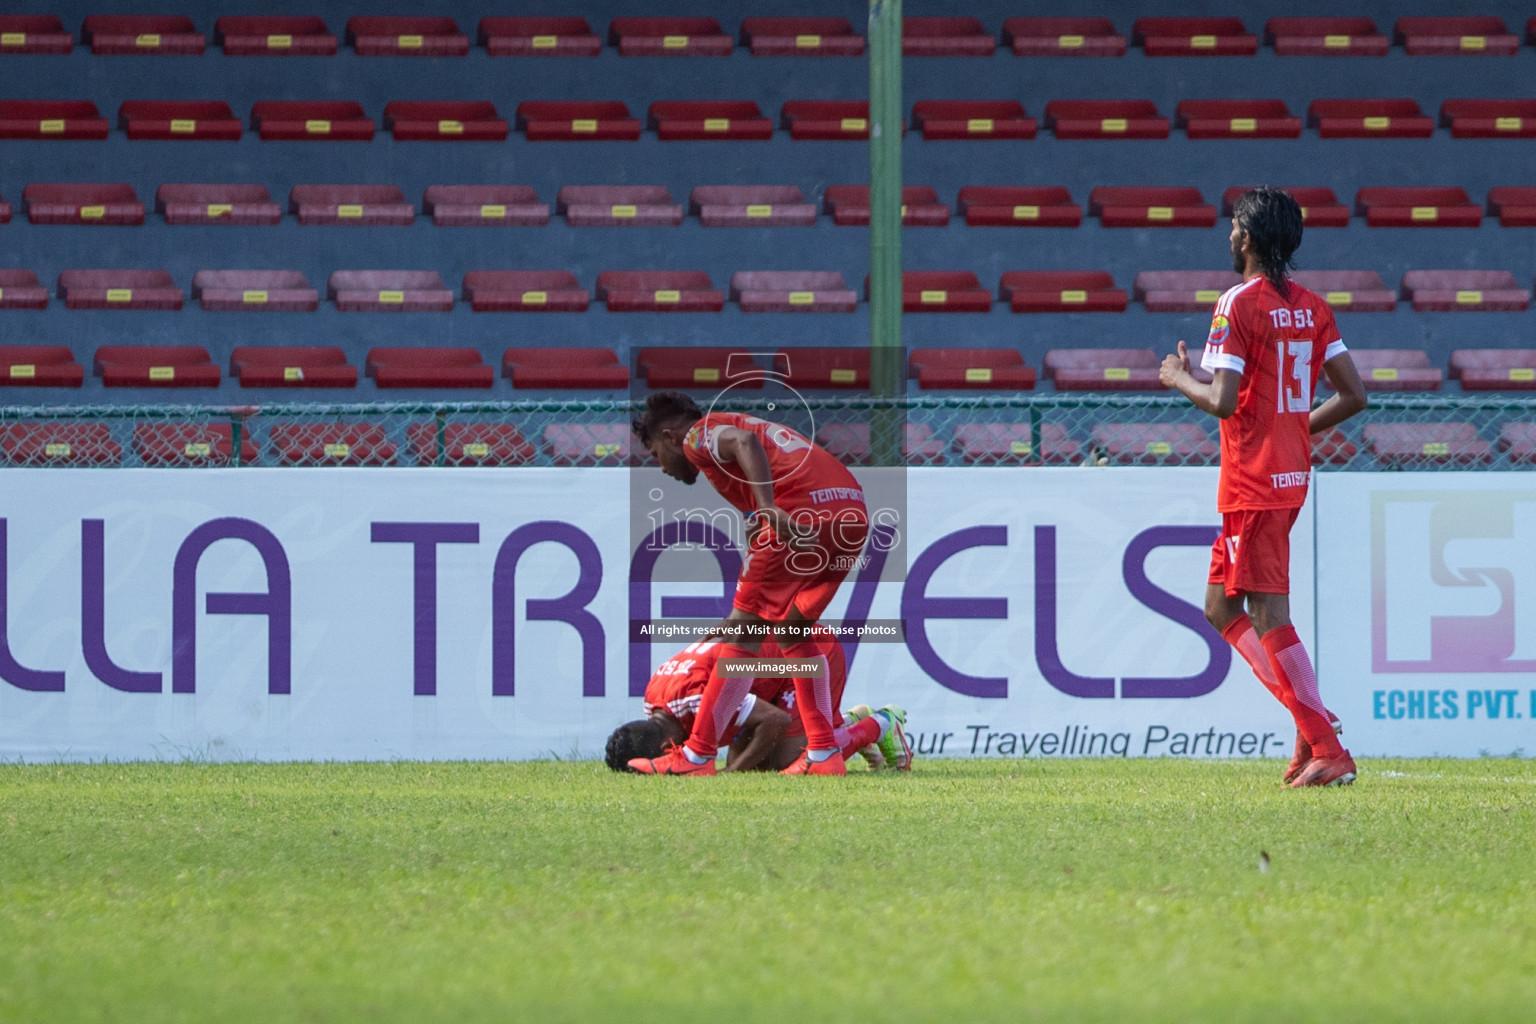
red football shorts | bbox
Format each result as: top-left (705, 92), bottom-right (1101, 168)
top-left (733, 507), bottom-right (869, 622)
top-left (1207, 507), bottom-right (1300, 597)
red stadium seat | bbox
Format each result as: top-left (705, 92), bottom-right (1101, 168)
top-left (1000, 271), bottom-right (1127, 312)
top-left (215, 16), bottom-right (337, 55)
top-left (231, 347), bottom-right (357, 388)
top-left (1222, 186), bottom-right (1350, 227)
top-left (425, 186), bottom-right (547, 227)
top-left (1044, 99), bottom-right (1170, 139)
top-left (94, 346), bottom-right (218, 387)
top-left (1091, 422), bottom-right (1219, 465)
top-left (1498, 422), bottom-right (1536, 463)
top-left (0, 15), bottom-right (74, 54)
top-left (635, 347), bottom-right (761, 388)
top-left (0, 270), bottom-right (50, 310)
top-left (157, 184), bottom-right (281, 225)
top-left (824, 185), bottom-right (949, 226)
top-left (909, 349), bottom-right (1036, 390)
top-left (557, 185), bottom-right (681, 226)
top-left (1488, 187), bottom-right (1536, 227)
top-left (543, 423), bottom-right (638, 466)
top-left (366, 348), bottom-right (493, 389)
top-left (1290, 271), bottom-right (1397, 312)
top-left (1394, 16), bottom-right (1517, 55)
top-left (1308, 99), bottom-right (1433, 138)
top-left (118, 100), bottom-right (241, 140)
top-left (0, 100), bottom-right (109, 140)
top-left (1045, 349), bottom-right (1162, 390)
top-left (741, 17), bottom-right (863, 56)
top-left (690, 186), bottom-right (815, 226)
top-left (465, 270), bottom-right (588, 312)
top-left (958, 186), bottom-right (1081, 227)
top-left (911, 100), bottom-right (1036, 139)
top-left (479, 17), bottom-right (601, 57)
top-left (1354, 187), bottom-right (1481, 227)
top-left (1003, 18), bottom-right (1125, 57)
top-left (1133, 271), bottom-right (1241, 312)
top-left (814, 423), bottom-right (946, 466)
top-left (780, 100), bottom-right (877, 139)
top-left (408, 422), bottom-right (537, 466)
top-left (502, 348), bottom-right (628, 389)
top-left (270, 423), bottom-right (397, 466)
top-left (516, 100), bottom-right (641, 141)
top-left (1337, 349), bottom-right (1444, 391)
top-left (3, 423), bottom-right (121, 465)
top-left (609, 17), bottom-right (731, 56)
top-left (252, 100), bottom-right (374, 141)
top-left (1364, 423), bottom-right (1492, 466)
top-left (877, 271), bottom-right (990, 313)
top-left (1439, 99), bottom-right (1536, 139)
top-left (83, 15), bottom-right (204, 55)
top-left (60, 269), bottom-right (182, 310)
top-left (1176, 99), bottom-right (1300, 139)
top-left (1089, 187), bottom-right (1216, 228)
top-left (1449, 349), bottom-right (1536, 390)
top-left (598, 272), bottom-right (723, 312)
top-left (193, 270), bottom-right (318, 312)
top-left (346, 16), bottom-right (467, 56)
top-left (902, 17), bottom-right (995, 57)
top-left (1133, 17), bottom-right (1257, 56)
top-left (1264, 17), bottom-right (1387, 56)
top-left (730, 271), bottom-right (857, 313)
top-left (1311, 428), bottom-right (1358, 465)
top-left (1400, 270), bottom-right (1530, 311)
top-left (328, 271), bottom-right (453, 312)
top-left (25, 183), bottom-right (144, 225)
top-left (290, 184), bottom-right (413, 226)
top-left (953, 422), bottom-right (1078, 464)
top-left (384, 101), bottom-right (507, 141)
top-left (648, 101), bottom-right (772, 140)
top-left (134, 422), bottom-right (258, 466)
top-left (0, 193), bottom-right (9, 222)
top-left (0, 344), bottom-right (83, 386)
top-left (776, 347), bottom-right (870, 389)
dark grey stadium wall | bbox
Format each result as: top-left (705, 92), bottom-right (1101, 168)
top-left (1, 0), bottom-right (1534, 402)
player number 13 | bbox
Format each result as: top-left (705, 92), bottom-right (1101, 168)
top-left (1276, 340), bottom-right (1314, 414)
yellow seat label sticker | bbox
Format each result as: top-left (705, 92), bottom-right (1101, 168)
top-left (611, 205), bottom-right (637, 218)
top-left (243, 290), bottom-right (268, 304)
top-left (136, 34), bottom-right (161, 47)
top-left (267, 34), bottom-right (291, 48)
top-left (967, 118), bottom-right (994, 133)
top-left (80, 206), bottom-right (106, 220)
top-left (10, 364), bottom-right (35, 378)
top-left (1410, 206), bottom-right (1438, 221)
top-left (1101, 118), bottom-right (1128, 132)
top-left (1060, 290), bottom-right (1088, 304)
top-left (1058, 35), bottom-right (1084, 48)
top-left (1363, 116), bottom-right (1391, 130)
top-left (148, 366), bottom-right (175, 380)
top-left (207, 204), bottom-right (233, 217)
top-left (1013, 205), bottom-right (1039, 220)
top-left (796, 35), bottom-right (821, 48)
top-left (184, 442), bottom-right (211, 457)
top-left (967, 368), bottom-right (995, 383)
top-left (305, 119), bottom-right (331, 134)
top-left (531, 35), bottom-right (557, 49)
top-left (692, 367), bottom-right (719, 382)
top-left (324, 443), bottom-right (350, 458)
top-left (829, 368), bottom-right (857, 383)
top-left (378, 290), bottom-right (405, 303)
top-left (1104, 367), bottom-right (1131, 380)
top-left (919, 290), bottom-right (948, 304)
top-left (1147, 206), bottom-right (1175, 221)
top-left (1372, 368), bottom-right (1400, 380)
top-left (337, 205), bottom-right (364, 218)
top-left (662, 35), bottom-right (689, 49)
top-left (840, 117), bottom-right (867, 132)
top-left (746, 205), bottom-right (773, 218)
top-left (1195, 290), bottom-right (1221, 303)
top-left (1229, 118), bottom-right (1256, 132)
top-left (655, 290), bottom-right (681, 304)
top-left (397, 35), bottom-right (424, 49)
top-left (105, 288), bottom-right (132, 302)
top-left (480, 205), bottom-right (506, 218)
top-left (1325, 291), bottom-right (1353, 306)
top-left (703, 118), bottom-right (731, 132)
top-left (40, 119), bottom-right (65, 133)
top-left (170, 119), bottom-right (197, 133)
top-left (571, 119), bottom-right (598, 133)
top-left (521, 291), bottom-right (548, 305)
top-left (1190, 35), bottom-right (1217, 48)
top-left (1456, 290), bottom-right (1484, 304)
top-left (788, 292), bottom-right (815, 305)
top-left (439, 120), bottom-right (464, 135)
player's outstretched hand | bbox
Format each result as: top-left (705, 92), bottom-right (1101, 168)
top-left (1159, 340), bottom-right (1191, 389)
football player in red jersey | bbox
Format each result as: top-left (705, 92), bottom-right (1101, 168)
top-left (1160, 186), bottom-right (1368, 788)
top-left (629, 391), bottom-right (873, 776)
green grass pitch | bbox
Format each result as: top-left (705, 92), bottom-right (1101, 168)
top-left (2, 758), bottom-right (1533, 1023)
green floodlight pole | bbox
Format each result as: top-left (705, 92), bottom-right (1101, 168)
top-left (868, 0), bottom-right (902, 465)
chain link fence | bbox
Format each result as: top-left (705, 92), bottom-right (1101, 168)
top-left (0, 393), bottom-right (1531, 470)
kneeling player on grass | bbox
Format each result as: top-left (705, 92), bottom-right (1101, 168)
top-left (1159, 186), bottom-right (1367, 788)
top-left (629, 391), bottom-right (873, 776)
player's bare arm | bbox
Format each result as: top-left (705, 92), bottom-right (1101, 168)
top-left (722, 699), bottom-right (792, 772)
top-left (714, 427), bottom-right (814, 550)
top-left (1310, 352), bottom-right (1369, 434)
top-left (1160, 340), bottom-right (1241, 418)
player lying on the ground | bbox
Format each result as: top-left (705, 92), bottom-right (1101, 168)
top-left (605, 633), bottom-right (913, 773)
top-left (1160, 185), bottom-right (1367, 788)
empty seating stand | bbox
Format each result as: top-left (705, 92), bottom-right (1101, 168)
top-left (517, 101), bottom-right (641, 141)
top-left (479, 17), bottom-right (601, 57)
top-left (0, 270), bottom-right (50, 310)
top-left (366, 348), bottom-right (493, 389)
top-left (781, 100), bottom-right (873, 139)
top-left (886, 271), bottom-right (991, 313)
top-left (1177, 100), bottom-right (1300, 139)
top-left (1440, 99), bottom-right (1536, 138)
top-left (1355, 187), bottom-right (1481, 227)
top-left (0, 345), bottom-right (83, 386)
top-left (1342, 349), bottom-right (1444, 391)
top-left (1395, 17), bottom-right (1518, 55)
top-left (777, 348), bottom-right (870, 389)
top-left (609, 17), bottom-right (731, 56)
top-left (1046, 349), bottom-right (1163, 390)
top-left (557, 185), bottom-right (681, 226)
top-left (1045, 100), bottom-right (1170, 139)
top-left (1312, 429), bottom-right (1358, 466)
top-left (347, 16), bottom-right (467, 56)
top-left (231, 346), bottom-right (357, 388)
top-left (911, 100), bottom-right (1036, 139)
top-left (1265, 17), bottom-right (1388, 56)
top-left (598, 272), bottom-right (723, 312)
top-left (59, 269), bottom-right (181, 310)
top-left (291, 185), bottom-right (413, 226)
top-left (134, 423), bottom-right (257, 467)
top-left (741, 17), bottom-right (863, 56)
top-left (25, 183), bottom-right (143, 225)
top-left (730, 271), bottom-right (857, 313)
top-left (1364, 423), bottom-right (1492, 466)
top-left (118, 100), bottom-right (241, 141)
top-left (465, 271), bottom-right (589, 312)
top-left (1498, 423), bottom-right (1536, 463)
top-left (958, 186), bottom-right (1081, 227)
top-left (215, 16), bottom-right (337, 55)
top-left (543, 424), bottom-right (635, 467)
top-left (902, 17), bottom-right (995, 56)
top-left (1290, 271), bottom-right (1397, 312)
top-left (425, 186), bottom-right (547, 227)
top-left (690, 186), bottom-right (815, 227)
top-left (1223, 186), bottom-right (1350, 227)
top-left (1133, 17), bottom-right (1257, 55)
top-left (1092, 423), bottom-right (1218, 465)
top-left (408, 423), bottom-right (537, 467)
top-left (824, 186), bottom-right (949, 226)
top-left (0, 100), bottom-right (109, 139)
top-left (329, 271), bottom-right (454, 312)
top-left (1489, 187), bottom-right (1536, 226)
top-left (270, 423), bottom-right (396, 466)
top-left (1134, 271), bottom-right (1241, 312)
top-left (814, 423), bottom-right (946, 466)
top-left (94, 346), bottom-right (218, 387)
top-left (909, 349), bottom-right (1037, 390)
top-left (635, 348), bottom-right (762, 389)
top-left (1401, 271), bottom-right (1531, 312)
top-left (193, 270), bottom-right (318, 312)
top-left (502, 348), bottom-right (628, 389)
top-left (1308, 99), bottom-right (1433, 138)
top-left (157, 184), bottom-right (282, 225)
top-left (83, 15), bottom-right (204, 55)
top-left (953, 423), bottom-right (1077, 465)
top-left (1003, 18), bottom-right (1125, 56)
top-left (385, 101), bottom-right (507, 141)
top-left (252, 101), bottom-right (374, 141)
top-left (1000, 271), bottom-right (1127, 312)
top-left (648, 101), bottom-right (772, 140)
top-left (3, 423), bottom-right (121, 466)
top-left (0, 15), bottom-right (75, 54)
top-left (1089, 187), bottom-right (1216, 228)
top-left (1450, 350), bottom-right (1536, 390)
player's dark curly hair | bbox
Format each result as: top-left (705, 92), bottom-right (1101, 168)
top-left (631, 391), bottom-right (703, 446)
top-left (1232, 186), bottom-right (1304, 297)
top-left (605, 719), bottom-right (669, 771)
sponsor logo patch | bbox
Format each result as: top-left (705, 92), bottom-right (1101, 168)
top-left (1207, 314), bottom-right (1230, 344)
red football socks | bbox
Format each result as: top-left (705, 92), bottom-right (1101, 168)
top-left (684, 644), bottom-right (755, 761)
top-left (838, 716), bottom-right (882, 759)
top-left (1219, 614), bottom-right (1285, 704)
top-left (1260, 626), bottom-right (1344, 759)
top-left (783, 638), bottom-right (836, 751)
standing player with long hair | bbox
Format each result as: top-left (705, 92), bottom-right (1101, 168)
top-left (1159, 186), bottom-right (1369, 787)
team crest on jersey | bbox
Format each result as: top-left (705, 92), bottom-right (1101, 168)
top-left (683, 423), bottom-right (705, 450)
top-left (1208, 314), bottom-right (1230, 344)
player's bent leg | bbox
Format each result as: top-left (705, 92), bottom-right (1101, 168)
top-left (841, 705), bottom-right (887, 769)
top-left (878, 705), bottom-right (914, 771)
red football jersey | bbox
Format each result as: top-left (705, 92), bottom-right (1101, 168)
top-left (642, 640), bottom-right (792, 737)
top-left (682, 411), bottom-right (866, 516)
top-left (1200, 276), bottom-right (1347, 511)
